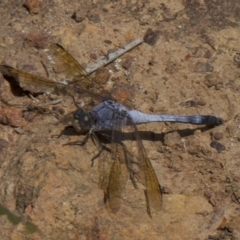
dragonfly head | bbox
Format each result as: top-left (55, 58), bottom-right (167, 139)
top-left (72, 109), bottom-right (93, 132)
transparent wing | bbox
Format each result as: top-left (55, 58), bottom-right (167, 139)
top-left (98, 147), bottom-right (112, 192)
top-left (97, 106), bottom-right (162, 216)
top-left (107, 108), bottom-right (133, 213)
top-left (108, 142), bottom-right (129, 213)
top-left (130, 121), bottom-right (162, 217)
top-left (98, 141), bottom-right (129, 213)
top-left (0, 43), bottom-right (95, 94)
top-left (97, 108), bottom-right (132, 213)
top-left (48, 43), bottom-right (93, 89)
top-left (48, 43), bottom-right (112, 102)
top-left (0, 45), bottom-right (111, 112)
top-left (0, 65), bottom-right (58, 93)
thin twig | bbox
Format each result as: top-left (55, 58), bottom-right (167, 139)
top-left (85, 37), bottom-right (143, 74)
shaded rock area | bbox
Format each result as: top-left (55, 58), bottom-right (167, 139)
top-left (0, 0), bottom-right (240, 239)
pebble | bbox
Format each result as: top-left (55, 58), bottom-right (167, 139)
top-left (23, 0), bottom-right (40, 14)
top-left (0, 107), bottom-right (25, 127)
top-left (143, 28), bottom-right (160, 46)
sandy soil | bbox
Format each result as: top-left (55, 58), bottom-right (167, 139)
top-left (0, 0), bottom-right (240, 239)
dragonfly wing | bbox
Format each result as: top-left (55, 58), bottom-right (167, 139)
top-left (1, 45), bottom-right (109, 105)
top-left (130, 121), bottom-right (162, 217)
top-left (98, 146), bottom-right (112, 192)
top-left (97, 108), bottom-right (130, 213)
top-left (0, 65), bottom-right (57, 93)
top-left (48, 43), bottom-right (93, 89)
top-left (142, 154), bottom-right (162, 215)
top-left (107, 142), bottom-right (128, 213)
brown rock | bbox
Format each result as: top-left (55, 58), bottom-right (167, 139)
top-left (89, 53), bottom-right (97, 60)
top-left (193, 61), bottom-right (213, 73)
top-left (94, 68), bottom-right (110, 85)
top-left (121, 57), bottom-right (133, 70)
top-left (204, 72), bottom-right (222, 88)
top-left (233, 52), bottom-right (240, 67)
top-left (210, 141), bottom-right (225, 153)
top-left (25, 30), bottom-right (49, 48)
top-left (103, 39), bottom-right (112, 45)
top-left (164, 131), bottom-right (181, 147)
top-left (23, 0), bottom-right (40, 14)
top-left (212, 132), bottom-right (223, 140)
top-left (197, 98), bottom-right (206, 106)
top-left (0, 107), bottom-right (25, 127)
top-left (111, 83), bottom-right (135, 104)
top-left (72, 2), bottom-right (92, 23)
top-left (143, 28), bottom-right (160, 46)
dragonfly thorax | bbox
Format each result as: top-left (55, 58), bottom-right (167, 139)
top-left (72, 109), bottom-right (95, 132)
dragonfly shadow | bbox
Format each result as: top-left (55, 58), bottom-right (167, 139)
top-left (1, 74), bottom-right (27, 97)
top-left (177, 125), bottom-right (216, 138)
top-left (140, 124), bottom-right (216, 142)
top-left (58, 124), bottom-right (215, 144)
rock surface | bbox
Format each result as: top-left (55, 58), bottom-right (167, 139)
top-left (0, 0), bottom-right (240, 239)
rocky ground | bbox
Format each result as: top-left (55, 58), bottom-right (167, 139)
top-left (0, 0), bottom-right (240, 239)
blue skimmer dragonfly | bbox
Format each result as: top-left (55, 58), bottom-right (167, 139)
top-left (0, 43), bottom-right (222, 217)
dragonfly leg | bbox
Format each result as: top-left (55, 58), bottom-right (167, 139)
top-left (51, 125), bottom-right (73, 139)
top-left (90, 132), bottom-right (105, 166)
top-left (90, 147), bottom-right (104, 167)
top-left (63, 131), bottom-right (109, 166)
top-left (80, 133), bottom-right (91, 146)
top-left (68, 93), bottom-right (81, 109)
top-left (63, 132), bottom-right (90, 146)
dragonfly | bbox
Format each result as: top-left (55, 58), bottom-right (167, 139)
top-left (0, 43), bottom-right (223, 217)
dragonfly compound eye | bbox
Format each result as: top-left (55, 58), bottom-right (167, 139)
top-left (72, 109), bottom-right (92, 132)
